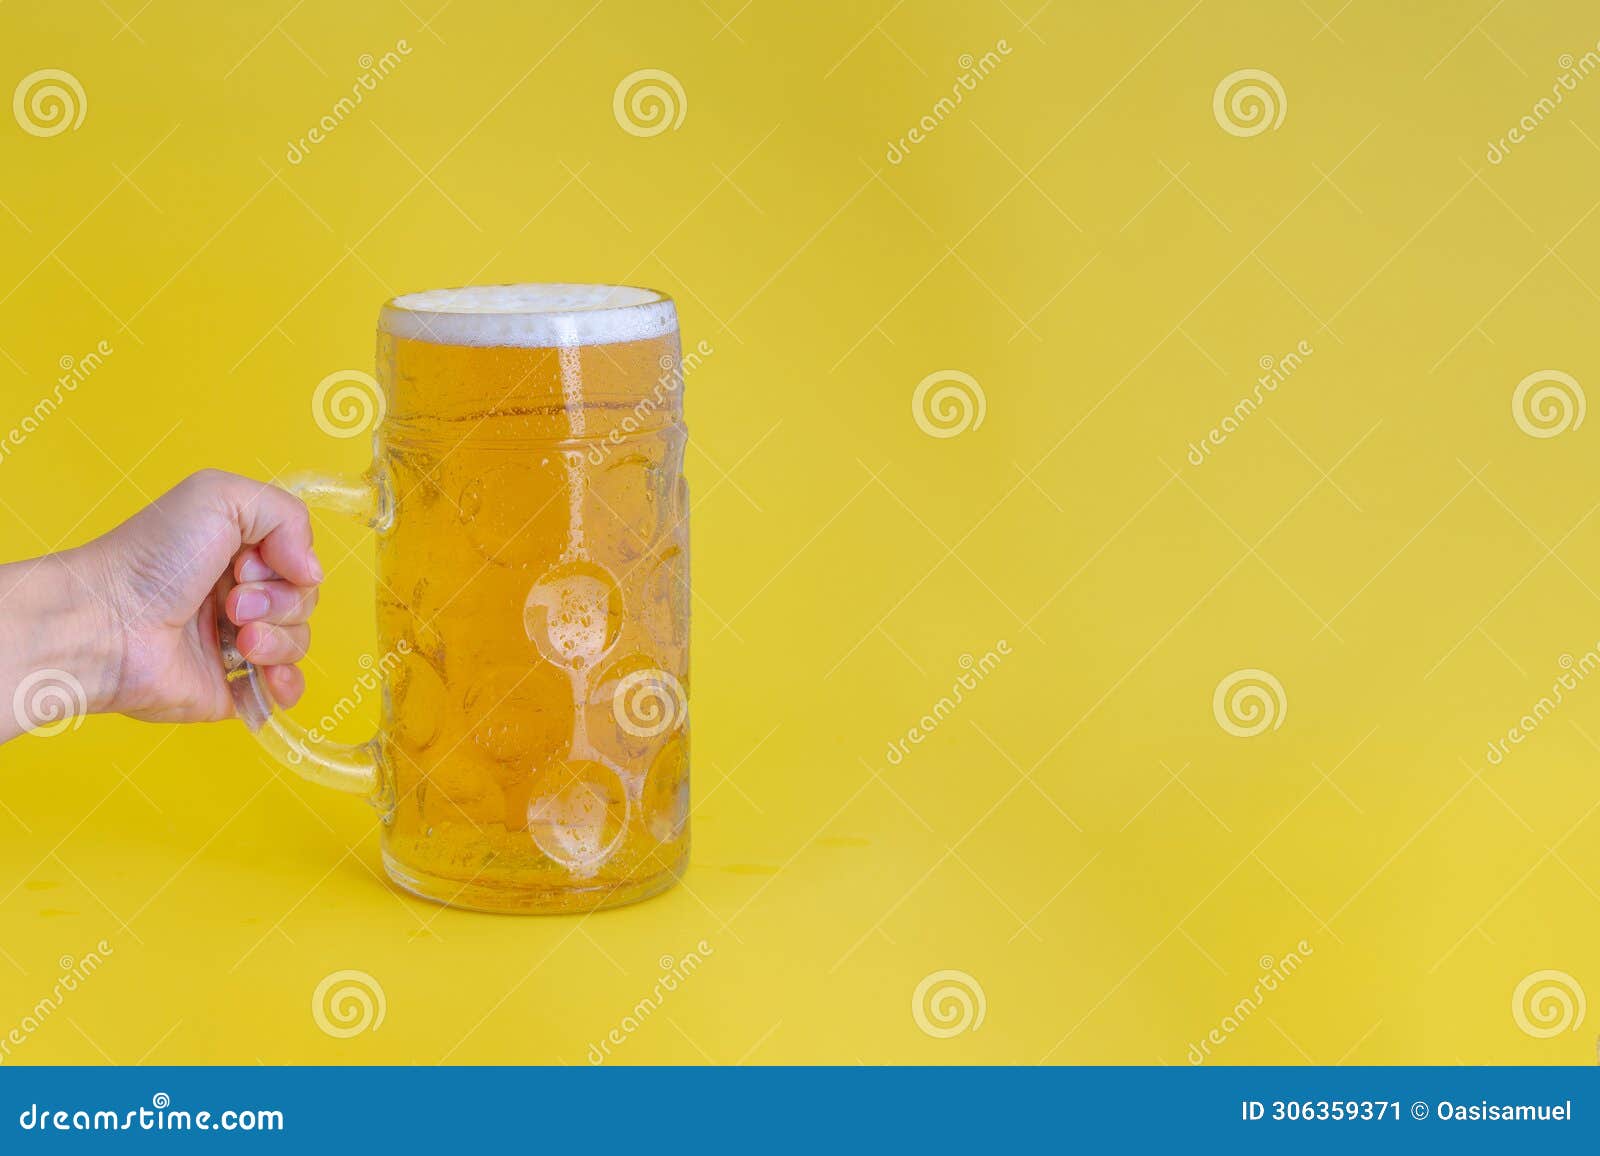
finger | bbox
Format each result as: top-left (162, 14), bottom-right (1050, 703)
top-left (233, 546), bottom-right (280, 584)
top-left (263, 664), bottom-right (305, 708)
top-left (190, 470), bottom-right (322, 586)
top-left (227, 580), bottom-right (319, 627)
top-left (236, 621), bottom-right (310, 665)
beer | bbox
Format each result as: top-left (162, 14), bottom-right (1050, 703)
top-left (372, 285), bottom-right (690, 913)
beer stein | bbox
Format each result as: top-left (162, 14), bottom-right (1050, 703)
top-left (219, 284), bottom-right (691, 913)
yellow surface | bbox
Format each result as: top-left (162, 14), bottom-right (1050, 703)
top-left (3, 0), bottom-right (1600, 1065)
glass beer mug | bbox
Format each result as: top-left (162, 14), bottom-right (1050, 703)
top-left (219, 284), bottom-right (690, 913)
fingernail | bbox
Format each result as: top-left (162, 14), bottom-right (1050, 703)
top-left (239, 557), bottom-right (274, 582)
top-left (306, 550), bottom-right (324, 584)
top-left (235, 590), bottom-right (270, 622)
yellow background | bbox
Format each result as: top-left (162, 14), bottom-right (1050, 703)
top-left (3, 0), bottom-right (1600, 1065)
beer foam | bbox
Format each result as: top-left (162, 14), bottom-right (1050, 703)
top-left (381, 283), bottom-right (677, 348)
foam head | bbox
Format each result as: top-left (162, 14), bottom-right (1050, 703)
top-left (380, 283), bottom-right (678, 348)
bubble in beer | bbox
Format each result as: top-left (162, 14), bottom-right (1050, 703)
top-left (526, 758), bottom-right (630, 871)
top-left (524, 561), bottom-right (624, 671)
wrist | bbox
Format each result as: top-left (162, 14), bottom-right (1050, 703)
top-left (59, 544), bottom-right (125, 715)
top-left (0, 547), bottom-right (123, 737)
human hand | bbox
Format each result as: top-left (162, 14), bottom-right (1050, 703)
top-left (93, 469), bottom-right (324, 723)
top-left (0, 470), bottom-right (323, 740)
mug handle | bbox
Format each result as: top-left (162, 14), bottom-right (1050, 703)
top-left (216, 469), bottom-right (386, 802)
